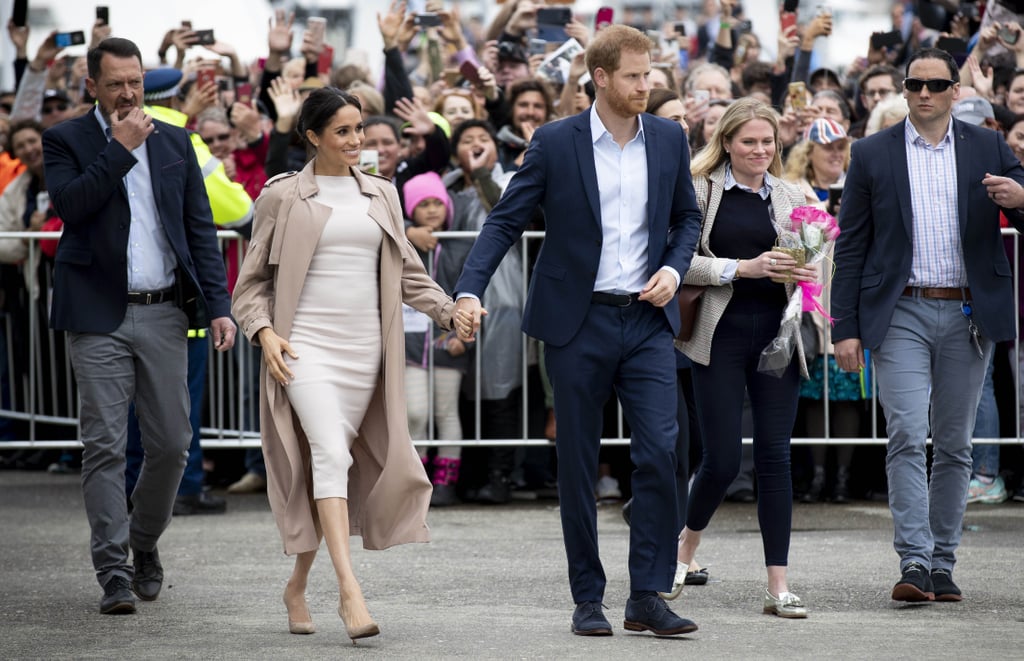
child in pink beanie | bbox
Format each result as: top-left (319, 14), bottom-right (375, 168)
top-left (402, 172), bottom-right (464, 507)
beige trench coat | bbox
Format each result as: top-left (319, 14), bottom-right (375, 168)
top-left (231, 160), bottom-right (455, 555)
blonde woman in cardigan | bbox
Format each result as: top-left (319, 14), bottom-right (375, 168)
top-left (671, 98), bottom-right (818, 618)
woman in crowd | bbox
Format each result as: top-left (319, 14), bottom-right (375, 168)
top-left (673, 98), bottom-right (817, 617)
top-left (783, 118), bottom-right (863, 502)
top-left (783, 118), bottom-right (849, 207)
top-left (433, 88), bottom-right (484, 130)
top-left (689, 99), bottom-right (730, 154)
top-left (232, 88), bottom-right (470, 642)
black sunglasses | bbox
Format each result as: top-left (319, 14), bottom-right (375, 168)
top-left (903, 78), bottom-right (956, 93)
top-left (203, 132), bottom-right (232, 144)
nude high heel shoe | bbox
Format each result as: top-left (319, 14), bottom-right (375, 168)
top-left (338, 604), bottom-right (380, 644)
top-left (283, 594), bottom-right (315, 634)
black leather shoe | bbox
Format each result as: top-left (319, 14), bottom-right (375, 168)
top-left (930, 569), bottom-right (962, 602)
top-left (621, 498), bottom-right (632, 526)
top-left (891, 562), bottom-right (934, 602)
top-left (173, 492), bottom-right (227, 516)
top-left (100, 575), bottom-right (136, 614)
top-left (132, 547), bottom-right (164, 601)
top-left (475, 471), bottom-right (510, 504)
top-left (624, 594), bottom-right (698, 635)
top-left (571, 601), bottom-right (613, 636)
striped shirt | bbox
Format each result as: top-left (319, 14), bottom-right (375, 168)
top-left (904, 118), bottom-right (966, 287)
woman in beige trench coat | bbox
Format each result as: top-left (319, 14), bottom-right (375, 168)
top-left (232, 88), bottom-right (472, 642)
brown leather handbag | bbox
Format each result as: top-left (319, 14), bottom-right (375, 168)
top-left (675, 284), bottom-right (707, 342)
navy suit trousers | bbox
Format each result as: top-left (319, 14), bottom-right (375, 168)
top-left (544, 300), bottom-right (679, 603)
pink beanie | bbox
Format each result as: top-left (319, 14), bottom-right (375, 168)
top-left (403, 171), bottom-right (453, 227)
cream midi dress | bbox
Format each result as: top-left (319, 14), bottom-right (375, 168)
top-left (284, 175), bottom-right (382, 499)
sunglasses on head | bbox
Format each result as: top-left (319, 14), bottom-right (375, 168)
top-left (903, 78), bottom-right (956, 93)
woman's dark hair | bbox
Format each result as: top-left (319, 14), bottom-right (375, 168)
top-left (87, 37), bottom-right (142, 79)
top-left (646, 87), bottom-right (681, 116)
top-left (296, 87), bottom-right (363, 146)
top-left (450, 118), bottom-right (497, 148)
top-left (6, 118), bottom-right (44, 158)
top-left (362, 115), bottom-right (401, 141)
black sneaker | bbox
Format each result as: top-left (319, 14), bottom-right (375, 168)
top-left (930, 569), bottom-right (963, 602)
top-left (173, 492), bottom-right (227, 516)
top-left (1013, 486), bottom-right (1024, 503)
top-left (891, 562), bottom-right (935, 602)
top-left (475, 471), bottom-right (510, 504)
top-left (100, 575), bottom-right (136, 614)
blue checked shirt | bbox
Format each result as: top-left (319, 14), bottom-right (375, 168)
top-left (904, 118), bottom-right (967, 287)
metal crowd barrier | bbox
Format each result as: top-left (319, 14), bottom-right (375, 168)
top-left (1, 229), bottom-right (1022, 450)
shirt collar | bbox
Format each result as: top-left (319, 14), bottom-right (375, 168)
top-left (589, 104), bottom-right (645, 145)
top-left (904, 115), bottom-right (954, 149)
top-left (723, 163), bottom-right (773, 200)
top-left (93, 106), bottom-right (112, 141)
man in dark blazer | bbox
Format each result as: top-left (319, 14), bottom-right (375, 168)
top-left (833, 47), bottom-right (1024, 604)
top-left (455, 25), bottom-right (701, 637)
top-left (42, 37), bottom-right (236, 614)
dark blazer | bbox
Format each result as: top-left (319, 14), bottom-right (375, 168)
top-left (454, 110), bottom-right (703, 347)
top-left (833, 118), bottom-right (1024, 349)
top-left (43, 111), bottom-right (231, 333)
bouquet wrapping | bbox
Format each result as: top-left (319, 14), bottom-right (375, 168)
top-left (757, 206), bottom-right (840, 377)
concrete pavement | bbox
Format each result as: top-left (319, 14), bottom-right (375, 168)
top-left (1, 470), bottom-right (1022, 660)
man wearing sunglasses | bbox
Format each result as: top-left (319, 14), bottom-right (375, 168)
top-left (832, 47), bottom-right (1024, 605)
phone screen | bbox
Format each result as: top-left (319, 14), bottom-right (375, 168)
top-left (459, 60), bottom-right (482, 86)
top-left (307, 16), bottom-right (326, 47)
top-left (196, 68), bottom-right (216, 89)
top-left (236, 82), bottom-right (252, 105)
top-left (55, 31), bottom-right (86, 48)
top-left (96, 6), bottom-right (109, 25)
top-left (788, 82), bottom-right (807, 109)
top-left (317, 45), bottom-right (334, 76)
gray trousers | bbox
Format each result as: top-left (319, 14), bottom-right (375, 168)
top-left (69, 302), bottom-right (190, 588)
top-left (872, 295), bottom-right (992, 573)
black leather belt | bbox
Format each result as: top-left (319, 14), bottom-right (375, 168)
top-left (901, 286), bottom-right (970, 301)
top-left (591, 291), bottom-right (641, 307)
top-left (126, 287), bottom-right (175, 305)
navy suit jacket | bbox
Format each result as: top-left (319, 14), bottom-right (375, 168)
top-left (43, 111), bottom-right (231, 333)
top-left (454, 110), bottom-right (703, 348)
top-left (833, 118), bottom-right (1024, 348)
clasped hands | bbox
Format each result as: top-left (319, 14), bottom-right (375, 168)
top-left (739, 250), bottom-right (820, 283)
top-left (454, 298), bottom-right (487, 342)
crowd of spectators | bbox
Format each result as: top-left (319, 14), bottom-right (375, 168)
top-left (2, 0), bottom-right (1024, 507)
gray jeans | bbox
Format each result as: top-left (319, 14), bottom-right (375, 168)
top-left (873, 295), bottom-right (992, 573)
top-left (70, 302), bottom-right (190, 587)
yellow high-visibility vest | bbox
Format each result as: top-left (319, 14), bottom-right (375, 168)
top-left (145, 105), bottom-right (253, 230)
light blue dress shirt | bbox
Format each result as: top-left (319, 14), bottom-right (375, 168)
top-left (95, 107), bottom-right (176, 292)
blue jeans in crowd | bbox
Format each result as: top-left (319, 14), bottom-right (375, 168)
top-left (971, 350), bottom-right (1000, 478)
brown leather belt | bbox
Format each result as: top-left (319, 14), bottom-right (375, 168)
top-left (901, 286), bottom-right (970, 301)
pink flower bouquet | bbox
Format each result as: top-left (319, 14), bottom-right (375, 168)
top-left (758, 206), bottom-right (841, 377)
